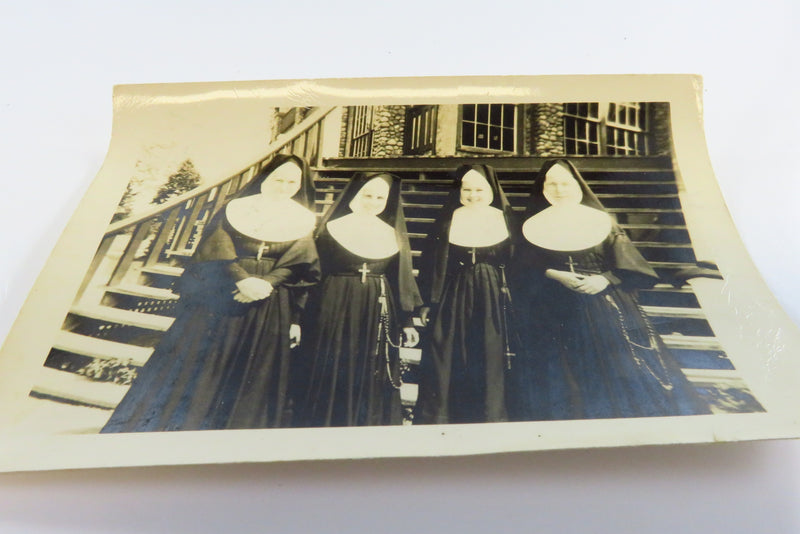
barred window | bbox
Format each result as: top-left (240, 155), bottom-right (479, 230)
top-left (346, 106), bottom-right (375, 157)
top-left (460, 104), bottom-right (517, 153)
top-left (564, 102), bottom-right (651, 156)
top-left (404, 105), bottom-right (437, 155)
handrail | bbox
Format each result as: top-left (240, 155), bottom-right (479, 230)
top-left (106, 106), bottom-right (337, 235)
top-left (74, 106), bottom-right (336, 303)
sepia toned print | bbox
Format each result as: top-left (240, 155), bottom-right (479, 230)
top-left (0, 76), bottom-right (796, 472)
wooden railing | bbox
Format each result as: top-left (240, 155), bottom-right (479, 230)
top-left (74, 107), bottom-right (336, 304)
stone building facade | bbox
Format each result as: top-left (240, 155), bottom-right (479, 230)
top-left (270, 102), bottom-right (672, 163)
top-left (331, 102), bottom-right (671, 160)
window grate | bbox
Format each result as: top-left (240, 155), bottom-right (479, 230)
top-left (404, 105), bottom-right (437, 155)
top-left (347, 106), bottom-right (375, 157)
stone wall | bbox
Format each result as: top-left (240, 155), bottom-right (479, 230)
top-left (650, 102), bottom-right (672, 156)
top-left (370, 105), bottom-right (406, 157)
top-left (337, 105), bottom-right (406, 157)
top-left (531, 103), bottom-right (566, 156)
top-left (332, 102), bottom-right (671, 159)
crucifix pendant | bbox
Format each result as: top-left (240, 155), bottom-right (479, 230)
top-left (358, 262), bottom-right (371, 283)
top-left (256, 242), bottom-right (269, 261)
top-left (566, 255), bottom-right (576, 273)
top-left (469, 247), bottom-right (477, 265)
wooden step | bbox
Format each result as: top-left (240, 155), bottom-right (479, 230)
top-left (105, 284), bottom-right (180, 301)
top-left (638, 284), bottom-right (700, 309)
top-left (69, 304), bottom-right (174, 331)
top-left (30, 367), bottom-right (128, 410)
top-left (649, 261), bottom-right (695, 270)
top-left (319, 155), bottom-right (673, 173)
top-left (52, 331), bottom-right (152, 366)
top-left (164, 249), bottom-right (194, 258)
top-left (620, 223), bottom-right (687, 230)
top-left (608, 208), bottom-right (682, 214)
top-left (650, 283), bottom-right (692, 292)
top-left (661, 334), bottom-right (723, 351)
top-left (641, 306), bottom-right (706, 319)
top-left (344, 179), bottom-right (677, 189)
top-left (584, 180), bottom-right (676, 186)
top-left (634, 242), bottom-right (694, 249)
top-left (683, 368), bottom-right (745, 387)
top-left (403, 202), bottom-right (445, 209)
top-left (141, 264), bottom-right (184, 277)
top-left (596, 193), bottom-right (679, 199)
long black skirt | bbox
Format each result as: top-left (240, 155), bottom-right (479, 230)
top-left (510, 284), bottom-right (710, 421)
top-left (297, 274), bottom-right (402, 427)
top-left (416, 263), bottom-right (508, 424)
top-left (101, 283), bottom-right (294, 433)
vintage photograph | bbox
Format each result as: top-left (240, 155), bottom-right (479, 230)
top-left (0, 76), bottom-right (796, 471)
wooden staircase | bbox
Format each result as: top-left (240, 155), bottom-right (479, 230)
top-left (30, 141), bottom-right (763, 416)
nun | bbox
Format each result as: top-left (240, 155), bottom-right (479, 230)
top-left (101, 154), bottom-right (320, 432)
top-left (297, 173), bottom-right (422, 427)
top-left (415, 164), bottom-right (518, 424)
top-left (509, 159), bottom-right (710, 421)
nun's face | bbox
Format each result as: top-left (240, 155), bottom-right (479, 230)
top-left (260, 161), bottom-right (302, 199)
top-left (459, 169), bottom-right (494, 208)
top-left (543, 164), bottom-right (583, 206)
top-left (350, 177), bottom-right (390, 216)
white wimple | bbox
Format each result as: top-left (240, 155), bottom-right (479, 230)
top-left (225, 196), bottom-right (316, 243)
top-left (522, 204), bottom-right (612, 252)
top-left (327, 213), bottom-right (400, 259)
top-left (448, 205), bottom-right (509, 247)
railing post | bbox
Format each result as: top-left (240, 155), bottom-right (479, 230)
top-left (209, 181), bottom-right (233, 217)
top-left (107, 221), bottom-right (155, 286)
top-left (73, 234), bottom-right (116, 304)
top-left (172, 192), bottom-right (209, 253)
top-left (144, 207), bottom-right (182, 267)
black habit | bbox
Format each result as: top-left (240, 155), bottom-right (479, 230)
top-left (508, 159), bottom-right (710, 421)
top-left (296, 173), bottom-right (422, 427)
top-left (101, 154), bottom-right (320, 432)
top-left (415, 164), bottom-right (518, 424)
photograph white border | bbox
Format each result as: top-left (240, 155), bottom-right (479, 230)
top-left (0, 74), bottom-right (798, 473)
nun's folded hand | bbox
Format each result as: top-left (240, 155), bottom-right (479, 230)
top-left (403, 327), bottom-right (420, 348)
top-left (418, 306), bottom-right (431, 326)
top-left (573, 274), bottom-right (610, 295)
top-left (545, 269), bottom-right (582, 290)
top-left (234, 277), bottom-right (273, 302)
top-left (289, 324), bottom-right (302, 348)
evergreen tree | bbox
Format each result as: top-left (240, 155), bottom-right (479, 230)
top-left (111, 178), bottom-right (141, 223)
top-left (151, 159), bottom-right (201, 205)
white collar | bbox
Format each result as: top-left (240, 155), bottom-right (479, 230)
top-left (448, 205), bottom-right (509, 247)
top-left (522, 204), bottom-right (612, 251)
top-left (327, 213), bottom-right (400, 259)
top-left (225, 196), bottom-right (316, 243)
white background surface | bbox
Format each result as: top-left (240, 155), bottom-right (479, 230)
top-left (1, 2), bottom-right (799, 532)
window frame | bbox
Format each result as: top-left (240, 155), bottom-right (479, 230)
top-left (563, 102), bottom-right (652, 156)
top-left (404, 105), bottom-right (438, 155)
top-left (345, 105), bottom-right (376, 157)
top-left (457, 104), bottom-right (520, 155)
